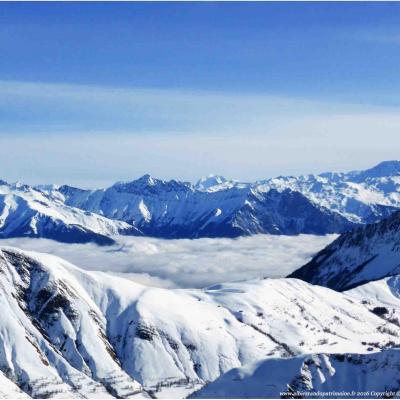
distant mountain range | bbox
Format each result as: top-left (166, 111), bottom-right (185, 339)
top-left (42, 160), bottom-right (400, 241)
top-left (0, 160), bottom-right (399, 243)
top-left (1, 247), bottom-right (400, 398)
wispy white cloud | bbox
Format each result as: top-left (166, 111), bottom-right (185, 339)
top-left (0, 80), bottom-right (399, 186)
top-left (0, 80), bottom-right (285, 134)
top-left (0, 79), bottom-right (394, 135)
top-left (0, 118), bottom-right (400, 187)
top-left (0, 235), bottom-right (336, 288)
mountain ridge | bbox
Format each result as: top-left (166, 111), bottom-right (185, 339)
top-left (288, 210), bottom-right (400, 291)
top-left (46, 160), bottom-right (400, 239)
top-left (0, 160), bottom-right (397, 242)
top-left (0, 181), bottom-right (141, 245)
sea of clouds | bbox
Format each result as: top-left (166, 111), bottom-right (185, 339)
top-left (0, 234), bottom-right (336, 288)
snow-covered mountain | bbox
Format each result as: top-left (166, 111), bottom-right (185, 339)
top-left (289, 210), bottom-right (400, 291)
top-left (0, 247), bottom-right (146, 398)
top-left (0, 160), bottom-right (396, 242)
top-left (52, 178), bottom-right (354, 238)
top-left (0, 181), bottom-right (140, 245)
top-left (257, 160), bottom-right (400, 225)
top-left (37, 160), bottom-right (400, 239)
top-left (193, 273), bottom-right (400, 398)
top-left (195, 174), bottom-right (234, 192)
top-left (2, 247), bottom-right (400, 398)
top-left (0, 370), bottom-right (29, 399)
top-left (191, 350), bottom-right (400, 399)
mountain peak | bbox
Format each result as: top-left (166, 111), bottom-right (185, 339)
top-left (111, 175), bottom-right (193, 196)
top-left (348, 160), bottom-right (400, 181)
top-left (112, 174), bottom-right (158, 190)
top-left (136, 174), bottom-right (156, 186)
top-left (195, 174), bottom-right (228, 190)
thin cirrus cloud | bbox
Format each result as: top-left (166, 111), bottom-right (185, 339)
top-left (0, 234), bottom-right (337, 289)
top-left (0, 80), bottom-right (400, 186)
top-left (0, 79), bottom-right (358, 133)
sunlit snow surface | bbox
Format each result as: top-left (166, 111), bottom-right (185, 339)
top-left (0, 234), bottom-right (336, 288)
top-left (2, 247), bottom-right (400, 398)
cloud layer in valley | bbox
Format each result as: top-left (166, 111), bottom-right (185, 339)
top-left (0, 234), bottom-right (337, 288)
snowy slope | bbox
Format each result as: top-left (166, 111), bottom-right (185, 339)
top-left (347, 274), bottom-right (400, 310)
top-left (2, 247), bottom-right (400, 398)
top-left (190, 349), bottom-right (400, 399)
top-left (0, 182), bottom-right (140, 244)
top-left (0, 370), bottom-right (29, 399)
top-left (193, 274), bottom-right (400, 398)
top-left (289, 210), bottom-right (400, 290)
top-left (0, 248), bottom-right (146, 398)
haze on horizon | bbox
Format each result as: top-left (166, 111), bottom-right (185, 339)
top-left (0, 2), bottom-right (400, 188)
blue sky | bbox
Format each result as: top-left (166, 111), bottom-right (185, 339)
top-left (1, 2), bottom-right (400, 187)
